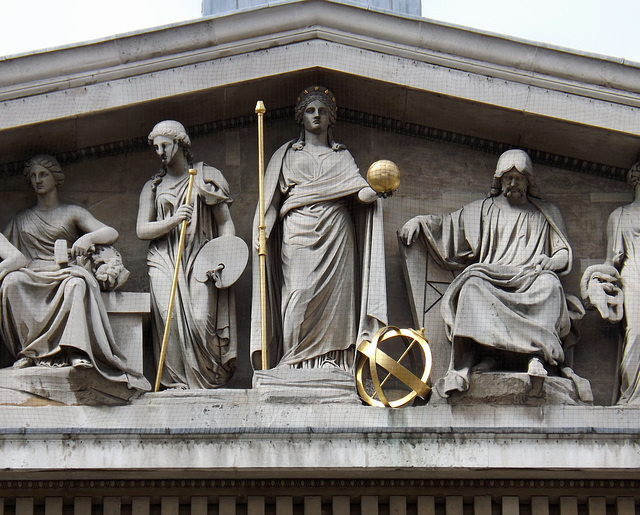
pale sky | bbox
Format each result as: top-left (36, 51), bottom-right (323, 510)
top-left (0, 0), bottom-right (638, 63)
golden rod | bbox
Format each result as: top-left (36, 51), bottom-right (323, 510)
top-left (154, 168), bottom-right (198, 392)
top-left (255, 100), bottom-right (268, 370)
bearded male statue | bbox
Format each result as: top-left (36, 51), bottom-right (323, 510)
top-left (400, 149), bottom-right (584, 398)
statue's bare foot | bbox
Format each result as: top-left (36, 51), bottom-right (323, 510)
top-left (527, 357), bottom-right (547, 397)
top-left (71, 357), bottom-right (93, 369)
top-left (471, 356), bottom-right (497, 373)
top-left (69, 351), bottom-right (93, 369)
top-left (527, 357), bottom-right (548, 378)
top-left (13, 357), bottom-right (34, 369)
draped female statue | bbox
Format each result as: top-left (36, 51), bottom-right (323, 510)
top-left (137, 120), bottom-right (237, 389)
top-left (0, 154), bottom-right (150, 392)
top-left (250, 86), bottom-right (387, 371)
top-left (582, 162), bottom-right (640, 404)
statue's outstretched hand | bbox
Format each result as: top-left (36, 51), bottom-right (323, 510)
top-left (206, 263), bottom-right (225, 284)
top-left (399, 218), bottom-right (421, 245)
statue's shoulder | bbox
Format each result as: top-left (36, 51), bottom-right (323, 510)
top-left (12, 206), bottom-right (31, 220)
top-left (529, 196), bottom-right (561, 216)
top-left (610, 204), bottom-right (627, 217)
top-left (462, 197), bottom-right (490, 216)
top-left (199, 162), bottom-right (229, 187)
top-left (9, 205), bottom-right (39, 225)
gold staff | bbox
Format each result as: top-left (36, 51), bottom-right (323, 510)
top-left (154, 168), bottom-right (198, 392)
top-left (255, 100), bottom-right (268, 370)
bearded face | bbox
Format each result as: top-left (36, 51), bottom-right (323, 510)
top-left (500, 169), bottom-right (528, 205)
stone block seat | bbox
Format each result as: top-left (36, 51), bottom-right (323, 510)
top-left (0, 292), bottom-right (150, 406)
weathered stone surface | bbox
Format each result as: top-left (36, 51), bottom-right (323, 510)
top-left (252, 369), bottom-right (361, 404)
top-left (0, 367), bottom-right (139, 406)
top-left (430, 372), bottom-right (593, 406)
top-left (0, 391), bottom-right (637, 476)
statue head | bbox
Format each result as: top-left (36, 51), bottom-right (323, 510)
top-left (627, 161), bottom-right (640, 188)
top-left (294, 86), bottom-right (338, 127)
top-left (292, 86), bottom-right (344, 151)
top-left (23, 154), bottom-right (65, 187)
top-left (148, 120), bottom-right (194, 165)
top-left (489, 149), bottom-right (541, 200)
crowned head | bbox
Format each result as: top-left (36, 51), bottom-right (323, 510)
top-left (294, 86), bottom-right (338, 128)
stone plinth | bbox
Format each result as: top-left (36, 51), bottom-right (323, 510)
top-left (430, 371), bottom-right (594, 406)
top-left (252, 368), bottom-right (361, 404)
top-left (0, 367), bottom-right (140, 406)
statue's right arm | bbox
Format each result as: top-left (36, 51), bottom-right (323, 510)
top-left (255, 190), bottom-right (280, 251)
top-left (604, 207), bottom-right (624, 270)
top-left (136, 181), bottom-right (192, 241)
top-left (399, 215), bottom-right (440, 246)
top-left (264, 189), bottom-right (281, 239)
top-left (0, 233), bottom-right (27, 275)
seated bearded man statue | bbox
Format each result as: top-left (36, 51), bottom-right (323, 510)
top-left (400, 149), bottom-right (581, 398)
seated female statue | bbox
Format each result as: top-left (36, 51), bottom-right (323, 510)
top-left (0, 154), bottom-right (150, 392)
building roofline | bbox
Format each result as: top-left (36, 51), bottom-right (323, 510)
top-left (1, 0), bottom-right (639, 97)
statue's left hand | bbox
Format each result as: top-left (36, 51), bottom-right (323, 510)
top-left (206, 263), bottom-right (225, 285)
top-left (530, 254), bottom-right (563, 272)
top-left (399, 217), bottom-right (422, 245)
top-left (71, 235), bottom-right (95, 258)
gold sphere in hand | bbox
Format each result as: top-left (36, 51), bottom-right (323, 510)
top-left (366, 160), bottom-right (401, 194)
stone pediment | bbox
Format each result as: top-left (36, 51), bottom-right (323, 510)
top-left (0, 2), bottom-right (639, 508)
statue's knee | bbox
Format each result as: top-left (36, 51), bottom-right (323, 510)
top-left (1, 271), bottom-right (26, 292)
top-left (65, 276), bottom-right (87, 295)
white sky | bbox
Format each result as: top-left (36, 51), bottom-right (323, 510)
top-left (0, 0), bottom-right (638, 63)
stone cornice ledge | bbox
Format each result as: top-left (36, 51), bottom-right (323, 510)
top-left (0, 0), bottom-right (639, 105)
top-left (0, 394), bottom-right (638, 473)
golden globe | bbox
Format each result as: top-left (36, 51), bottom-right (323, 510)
top-left (366, 159), bottom-right (401, 194)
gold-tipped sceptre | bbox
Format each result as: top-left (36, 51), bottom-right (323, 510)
top-left (255, 101), bottom-right (268, 370)
top-left (154, 168), bottom-right (197, 392)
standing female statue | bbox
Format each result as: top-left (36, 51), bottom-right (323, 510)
top-left (0, 154), bottom-right (150, 392)
top-left (137, 120), bottom-right (237, 389)
top-left (583, 162), bottom-right (640, 404)
top-left (250, 86), bottom-right (388, 371)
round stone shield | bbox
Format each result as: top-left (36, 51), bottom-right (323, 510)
top-left (193, 235), bottom-right (248, 288)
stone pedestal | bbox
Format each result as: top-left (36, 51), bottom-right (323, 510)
top-left (0, 367), bottom-right (140, 406)
top-left (101, 291), bottom-right (149, 374)
top-left (252, 368), bottom-right (361, 404)
top-left (431, 371), bottom-right (594, 406)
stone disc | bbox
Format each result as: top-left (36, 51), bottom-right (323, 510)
top-left (193, 235), bottom-right (248, 288)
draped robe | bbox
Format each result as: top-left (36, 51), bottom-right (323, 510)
top-left (607, 204), bottom-right (640, 404)
top-left (416, 196), bottom-right (573, 396)
top-left (250, 141), bottom-right (387, 370)
top-left (1, 207), bottom-right (150, 391)
top-left (147, 162), bottom-right (237, 388)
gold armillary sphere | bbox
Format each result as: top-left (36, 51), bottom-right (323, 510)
top-left (366, 160), bottom-right (401, 194)
top-left (356, 326), bottom-right (432, 408)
